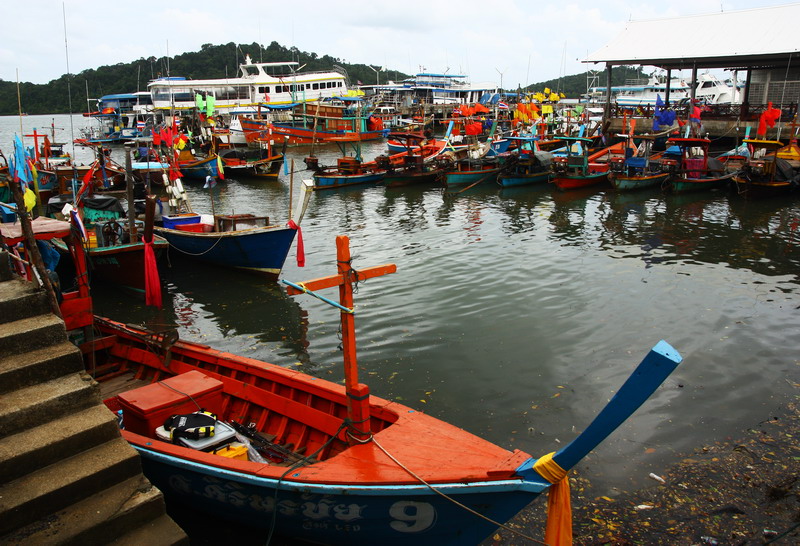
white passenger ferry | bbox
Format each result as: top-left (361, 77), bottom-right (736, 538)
top-left (147, 55), bottom-right (349, 113)
top-left (588, 73), bottom-right (739, 106)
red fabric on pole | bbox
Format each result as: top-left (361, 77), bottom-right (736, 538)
top-left (143, 238), bottom-right (162, 308)
top-left (287, 220), bottom-right (305, 267)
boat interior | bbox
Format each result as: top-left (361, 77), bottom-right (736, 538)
top-left (84, 318), bottom-right (399, 466)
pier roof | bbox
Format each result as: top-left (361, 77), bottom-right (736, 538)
top-left (586, 4), bottom-right (800, 70)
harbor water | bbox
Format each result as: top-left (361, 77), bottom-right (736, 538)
top-left (4, 114), bottom-right (800, 541)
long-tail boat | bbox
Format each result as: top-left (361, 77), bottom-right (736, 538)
top-left (608, 134), bottom-right (671, 191)
top-left (497, 136), bottom-right (553, 188)
top-left (550, 136), bottom-right (611, 190)
top-left (731, 139), bottom-right (800, 199)
top-left (82, 236), bottom-right (680, 545)
top-left (662, 137), bottom-right (736, 193)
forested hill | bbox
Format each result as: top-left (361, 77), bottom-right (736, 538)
top-left (0, 41), bottom-right (410, 115)
top-left (0, 40), bottom-right (646, 115)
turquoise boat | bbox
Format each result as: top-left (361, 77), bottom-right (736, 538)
top-left (608, 135), bottom-right (671, 191)
top-left (444, 158), bottom-right (502, 187)
top-left (497, 137), bottom-right (553, 188)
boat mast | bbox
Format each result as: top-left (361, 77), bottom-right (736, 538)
top-left (284, 236), bottom-right (396, 443)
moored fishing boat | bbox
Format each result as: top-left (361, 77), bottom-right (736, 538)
top-left (731, 139), bottom-right (800, 199)
top-left (153, 178), bottom-right (312, 277)
top-left (550, 136), bottom-right (610, 191)
top-left (75, 235), bottom-right (683, 546)
top-left (608, 135), bottom-right (671, 191)
top-left (497, 136), bottom-right (553, 188)
top-left (175, 151), bottom-right (219, 180)
top-left (218, 140), bottom-right (285, 178)
top-left (46, 193), bottom-right (168, 296)
top-left (662, 137), bottom-right (736, 193)
top-left (378, 133), bottom-right (450, 187)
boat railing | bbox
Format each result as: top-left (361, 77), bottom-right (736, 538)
top-left (605, 102), bottom-right (798, 122)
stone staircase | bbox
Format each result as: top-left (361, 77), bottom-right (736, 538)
top-left (0, 250), bottom-right (187, 545)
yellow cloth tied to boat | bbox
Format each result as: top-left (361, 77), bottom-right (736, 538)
top-left (23, 187), bottom-right (36, 212)
top-left (533, 452), bottom-right (572, 546)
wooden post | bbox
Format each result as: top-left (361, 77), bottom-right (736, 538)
top-left (124, 145), bottom-right (137, 242)
top-left (9, 178), bottom-right (62, 318)
top-left (284, 236), bottom-right (397, 443)
top-left (289, 159), bottom-right (295, 220)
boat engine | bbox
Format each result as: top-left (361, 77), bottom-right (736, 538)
top-left (553, 156), bottom-right (568, 173)
top-left (303, 156), bottom-right (320, 171)
top-left (609, 157), bottom-right (625, 173)
top-left (660, 159), bottom-right (678, 173)
top-left (374, 155), bottom-right (391, 170)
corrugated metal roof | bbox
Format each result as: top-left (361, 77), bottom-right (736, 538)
top-left (586, 4), bottom-right (800, 69)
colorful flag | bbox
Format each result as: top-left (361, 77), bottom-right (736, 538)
top-left (216, 155), bottom-right (225, 180)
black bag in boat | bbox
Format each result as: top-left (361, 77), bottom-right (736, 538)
top-left (162, 410), bottom-right (217, 443)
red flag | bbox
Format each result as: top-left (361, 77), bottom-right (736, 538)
top-left (287, 220), bottom-right (305, 267)
top-left (142, 237), bottom-right (162, 308)
top-left (153, 131), bottom-right (161, 146)
top-left (757, 101), bottom-right (781, 137)
top-left (77, 162), bottom-right (98, 199)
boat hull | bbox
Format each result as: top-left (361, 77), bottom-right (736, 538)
top-left (669, 175), bottom-right (731, 193)
top-left (443, 168), bottom-right (501, 187)
top-left (381, 170), bottom-right (443, 187)
top-left (551, 172), bottom-right (609, 191)
top-left (732, 176), bottom-right (797, 199)
top-left (153, 225), bottom-right (297, 277)
top-left (136, 446), bottom-right (542, 546)
top-left (179, 156), bottom-right (219, 179)
top-left (609, 172), bottom-right (670, 191)
top-left (313, 172), bottom-right (385, 190)
top-left (498, 171), bottom-right (551, 188)
top-left (53, 238), bottom-right (168, 294)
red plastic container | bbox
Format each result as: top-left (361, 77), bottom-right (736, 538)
top-left (117, 370), bottom-right (224, 436)
top-left (175, 222), bottom-right (205, 233)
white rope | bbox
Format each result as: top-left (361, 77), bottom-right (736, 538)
top-left (365, 433), bottom-right (546, 545)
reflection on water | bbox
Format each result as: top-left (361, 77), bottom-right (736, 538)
top-left (5, 115), bottom-right (800, 504)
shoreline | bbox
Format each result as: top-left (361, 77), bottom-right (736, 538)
top-left (488, 391), bottom-right (800, 545)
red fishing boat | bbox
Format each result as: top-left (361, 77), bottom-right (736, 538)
top-left (551, 136), bottom-right (611, 190)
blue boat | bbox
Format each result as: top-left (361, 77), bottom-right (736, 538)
top-left (154, 217), bottom-right (296, 277)
top-left (153, 181), bottom-right (312, 277)
top-left (307, 136), bottom-right (386, 190)
top-left (177, 153), bottom-right (219, 180)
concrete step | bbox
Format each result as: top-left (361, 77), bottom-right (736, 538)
top-left (0, 404), bottom-right (120, 483)
top-left (0, 340), bottom-right (84, 395)
top-left (0, 372), bottom-right (99, 438)
top-left (0, 277), bottom-right (51, 325)
top-left (0, 437), bottom-right (142, 536)
top-left (0, 474), bottom-right (183, 545)
top-left (0, 313), bottom-right (67, 361)
top-left (108, 513), bottom-right (190, 546)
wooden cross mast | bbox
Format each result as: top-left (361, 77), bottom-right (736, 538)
top-left (284, 235), bottom-right (396, 442)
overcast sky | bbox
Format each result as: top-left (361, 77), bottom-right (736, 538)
top-left (2, 0), bottom-right (795, 90)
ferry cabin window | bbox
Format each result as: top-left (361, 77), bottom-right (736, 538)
top-left (306, 84), bottom-right (311, 89)
top-left (313, 83), bottom-right (319, 90)
top-left (258, 86), bottom-right (270, 94)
